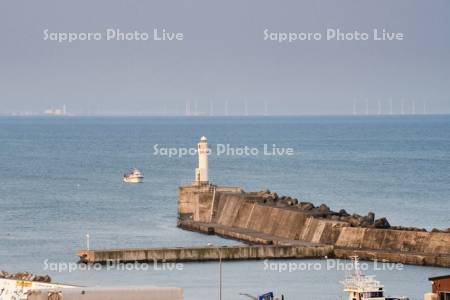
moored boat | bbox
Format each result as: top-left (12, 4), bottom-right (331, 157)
top-left (342, 257), bottom-right (409, 300)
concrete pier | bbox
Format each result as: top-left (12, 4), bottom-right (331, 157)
top-left (177, 184), bottom-right (450, 267)
top-left (76, 244), bottom-right (333, 264)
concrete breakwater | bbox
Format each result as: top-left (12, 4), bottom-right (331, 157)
top-left (177, 184), bottom-right (450, 267)
top-left (76, 245), bottom-right (333, 264)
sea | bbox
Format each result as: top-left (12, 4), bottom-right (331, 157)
top-left (0, 115), bottom-right (449, 300)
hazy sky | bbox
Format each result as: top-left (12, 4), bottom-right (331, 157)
top-left (0, 0), bottom-right (449, 115)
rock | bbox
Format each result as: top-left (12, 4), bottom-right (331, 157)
top-left (339, 216), bottom-right (350, 222)
top-left (338, 209), bottom-right (349, 217)
top-left (361, 212), bottom-right (375, 226)
top-left (331, 215), bottom-right (340, 221)
top-left (261, 194), bottom-right (275, 203)
top-left (374, 217), bottom-right (390, 229)
top-left (348, 217), bottom-right (362, 227)
top-left (0, 272), bottom-right (51, 283)
top-left (352, 213), bottom-right (362, 219)
top-left (300, 202), bottom-right (314, 211)
top-left (34, 275), bottom-right (51, 283)
top-left (276, 201), bottom-right (289, 207)
top-left (367, 212), bottom-right (375, 223)
top-left (285, 200), bottom-right (295, 206)
top-left (283, 197), bottom-right (298, 206)
top-left (318, 204), bottom-right (330, 213)
top-left (14, 272), bottom-right (32, 281)
top-left (278, 197), bottom-right (296, 206)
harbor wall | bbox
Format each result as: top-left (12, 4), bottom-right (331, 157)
top-left (212, 192), bottom-right (346, 245)
top-left (177, 185), bottom-right (450, 267)
top-left (335, 227), bottom-right (450, 255)
top-left (77, 245), bottom-right (333, 264)
top-left (179, 187), bottom-right (350, 245)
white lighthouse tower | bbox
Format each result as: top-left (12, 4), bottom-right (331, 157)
top-left (194, 136), bottom-right (209, 185)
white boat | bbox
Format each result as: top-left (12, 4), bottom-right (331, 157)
top-left (123, 169), bottom-right (144, 183)
top-left (341, 257), bottom-right (409, 300)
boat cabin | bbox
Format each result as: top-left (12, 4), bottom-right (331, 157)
top-left (429, 275), bottom-right (450, 300)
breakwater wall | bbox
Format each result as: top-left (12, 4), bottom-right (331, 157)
top-left (178, 184), bottom-right (450, 267)
top-left (77, 245), bottom-right (333, 264)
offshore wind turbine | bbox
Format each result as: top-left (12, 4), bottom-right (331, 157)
top-left (209, 99), bottom-right (214, 116)
top-left (225, 100), bottom-right (229, 116)
top-left (185, 100), bottom-right (191, 116)
top-left (244, 99), bottom-right (249, 116)
top-left (194, 99), bottom-right (198, 116)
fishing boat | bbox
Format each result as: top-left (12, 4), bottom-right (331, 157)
top-left (123, 168), bottom-right (144, 183)
top-left (342, 257), bottom-right (409, 300)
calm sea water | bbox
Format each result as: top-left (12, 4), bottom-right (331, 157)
top-left (0, 116), bottom-right (449, 300)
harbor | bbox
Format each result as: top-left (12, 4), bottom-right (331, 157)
top-left (3, 118), bottom-right (450, 299)
top-left (74, 136), bottom-right (450, 270)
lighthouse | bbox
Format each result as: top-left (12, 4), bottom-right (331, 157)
top-left (194, 136), bottom-right (209, 185)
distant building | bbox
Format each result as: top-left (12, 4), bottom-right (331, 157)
top-left (44, 105), bottom-right (67, 116)
top-left (425, 275), bottom-right (450, 300)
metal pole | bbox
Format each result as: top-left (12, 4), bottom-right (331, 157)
top-left (219, 248), bottom-right (222, 300)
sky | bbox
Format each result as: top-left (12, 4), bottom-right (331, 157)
top-left (0, 0), bottom-right (449, 116)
